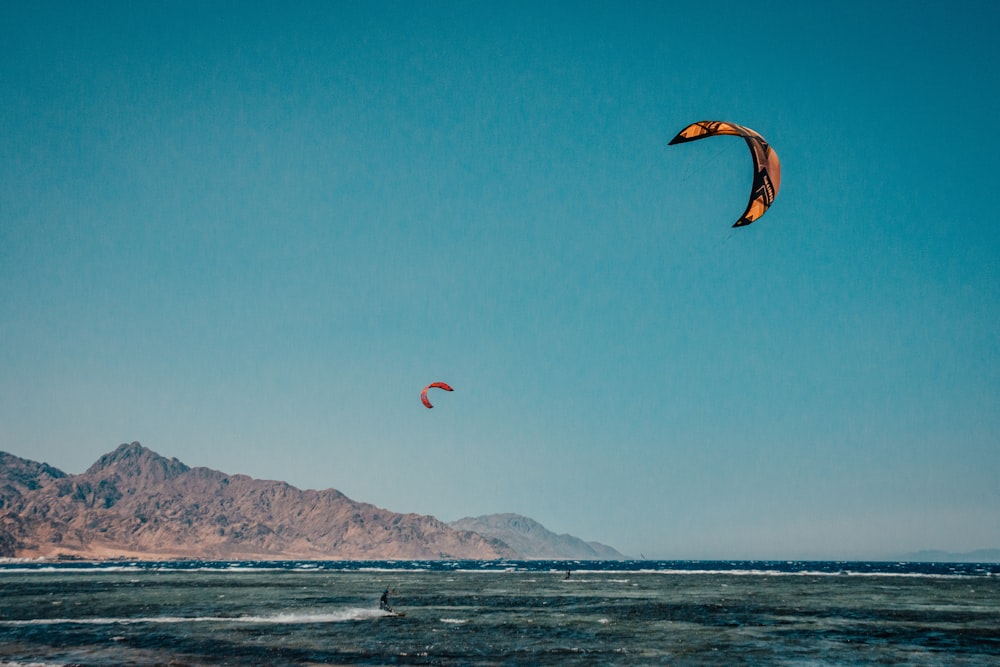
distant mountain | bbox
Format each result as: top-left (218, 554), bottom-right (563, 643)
top-left (449, 513), bottom-right (625, 560)
top-left (898, 549), bottom-right (1000, 563)
top-left (0, 443), bottom-right (515, 561)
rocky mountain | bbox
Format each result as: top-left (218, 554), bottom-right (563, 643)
top-left (0, 443), bottom-right (516, 561)
top-left (449, 513), bottom-right (625, 560)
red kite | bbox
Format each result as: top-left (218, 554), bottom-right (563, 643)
top-left (420, 382), bottom-right (453, 409)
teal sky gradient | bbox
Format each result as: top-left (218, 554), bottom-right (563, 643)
top-left (2, 1), bottom-right (998, 559)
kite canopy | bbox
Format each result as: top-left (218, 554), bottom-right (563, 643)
top-left (420, 382), bottom-right (454, 409)
top-left (668, 120), bottom-right (781, 227)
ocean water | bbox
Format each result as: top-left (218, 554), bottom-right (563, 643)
top-left (1, 560), bottom-right (998, 666)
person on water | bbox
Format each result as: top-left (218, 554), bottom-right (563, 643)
top-left (379, 587), bottom-right (392, 612)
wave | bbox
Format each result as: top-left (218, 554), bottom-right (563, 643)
top-left (1, 559), bottom-right (996, 577)
top-left (625, 568), bottom-right (988, 579)
top-left (0, 607), bottom-right (388, 627)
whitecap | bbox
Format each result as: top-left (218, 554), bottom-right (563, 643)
top-left (0, 607), bottom-right (386, 627)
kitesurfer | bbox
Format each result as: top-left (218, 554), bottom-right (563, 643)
top-left (379, 587), bottom-right (392, 612)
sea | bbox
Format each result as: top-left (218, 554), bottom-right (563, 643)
top-left (1, 559), bottom-right (998, 666)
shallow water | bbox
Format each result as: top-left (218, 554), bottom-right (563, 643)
top-left (1, 561), bottom-right (998, 665)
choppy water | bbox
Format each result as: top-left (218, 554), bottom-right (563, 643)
top-left (1, 560), bottom-right (998, 665)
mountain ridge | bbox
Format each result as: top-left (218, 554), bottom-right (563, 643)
top-left (0, 443), bottom-right (622, 562)
top-left (0, 443), bottom-right (513, 560)
top-left (449, 513), bottom-right (625, 560)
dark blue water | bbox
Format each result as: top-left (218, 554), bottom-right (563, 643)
top-left (1, 560), bottom-right (998, 665)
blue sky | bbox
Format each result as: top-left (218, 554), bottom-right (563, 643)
top-left (2, 1), bottom-right (997, 559)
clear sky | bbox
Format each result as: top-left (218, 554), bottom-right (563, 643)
top-left (2, 1), bottom-right (998, 560)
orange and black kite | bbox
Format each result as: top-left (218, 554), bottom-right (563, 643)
top-left (668, 120), bottom-right (781, 227)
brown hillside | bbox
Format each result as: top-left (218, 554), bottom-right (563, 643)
top-left (0, 442), bottom-right (515, 560)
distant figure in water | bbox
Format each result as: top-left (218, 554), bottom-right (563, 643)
top-left (379, 588), bottom-right (392, 612)
top-left (565, 570), bottom-right (571, 579)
